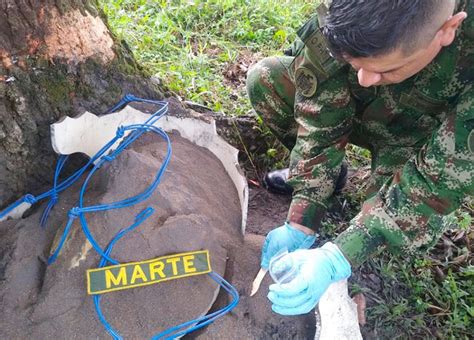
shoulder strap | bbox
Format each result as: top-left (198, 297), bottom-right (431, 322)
top-left (460, 0), bottom-right (474, 39)
top-left (296, 4), bottom-right (346, 82)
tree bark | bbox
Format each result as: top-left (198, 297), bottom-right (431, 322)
top-left (0, 0), bottom-right (164, 207)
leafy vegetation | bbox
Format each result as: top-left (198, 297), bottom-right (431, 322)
top-left (102, 1), bottom-right (473, 338)
top-left (355, 226), bottom-right (473, 339)
top-left (102, 0), bottom-right (314, 115)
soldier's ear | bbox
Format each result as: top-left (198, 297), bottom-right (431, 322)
top-left (438, 12), bottom-right (467, 47)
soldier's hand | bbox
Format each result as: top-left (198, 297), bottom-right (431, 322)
top-left (261, 222), bottom-right (316, 269)
top-left (267, 242), bottom-right (351, 315)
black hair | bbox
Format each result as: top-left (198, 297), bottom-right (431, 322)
top-left (322, 0), bottom-right (451, 59)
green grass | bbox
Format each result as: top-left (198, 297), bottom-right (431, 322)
top-left (101, 1), bottom-right (473, 338)
top-left (102, 0), bottom-right (315, 115)
top-left (356, 244), bottom-right (473, 339)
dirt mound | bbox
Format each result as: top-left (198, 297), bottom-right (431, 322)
top-left (0, 132), bottom-right (314, 339)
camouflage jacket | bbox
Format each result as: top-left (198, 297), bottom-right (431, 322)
top-left (286, 1), bottom-right (474, 266)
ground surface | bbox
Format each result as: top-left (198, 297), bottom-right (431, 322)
top-left (0, 127), bottom-right (314, 339)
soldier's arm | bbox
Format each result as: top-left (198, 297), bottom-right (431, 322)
top-left (287, 69), bottom-right (356, 230)
top-left (282, 10), bottom-right (357, 231)
top-left (334, 86), bottom-right (474, 266)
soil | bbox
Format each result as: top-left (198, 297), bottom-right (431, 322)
top-left (223, 51), bottom-right (261, 89)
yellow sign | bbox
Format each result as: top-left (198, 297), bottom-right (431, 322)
top-left (87, 250), bottom-right (211, 295)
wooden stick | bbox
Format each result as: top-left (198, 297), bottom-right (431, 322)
top-left (250, 268), bottom-right (268, 296)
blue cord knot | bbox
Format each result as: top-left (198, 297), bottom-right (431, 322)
top-left (40, 192), bottom-right (60, 228)
top-left (68, 207), bottom-right (81, 218)
top-left (116, 126), bottom-right (126, 138)
top-left (50, 193), bottom-right (59, 204)
top-left (24, 194), bottom-right (37, 204)
top-left (103, 155), bottom-right (115, 162)
top-left (124, 94), bottom-right (135, 103)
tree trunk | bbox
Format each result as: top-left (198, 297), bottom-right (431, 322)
top-left (0, 0), bottom-right (163, 207)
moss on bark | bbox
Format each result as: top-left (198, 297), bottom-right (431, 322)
top-left (0, 0), bottom-right (164, 208)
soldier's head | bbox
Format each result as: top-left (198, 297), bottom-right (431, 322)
top-left (323, 0), bottom-right (467, 87)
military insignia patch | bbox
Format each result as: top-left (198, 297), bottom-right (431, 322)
top-left (468, 130), bottom-right (474, 154)
top-left (295, 67), bottom-right (318, 98)
top-left (87, 250), bottom-right (211, 294)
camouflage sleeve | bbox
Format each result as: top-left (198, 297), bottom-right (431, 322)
top-left (287, 68), bottom-right (355, 230)
top-left (335, 86), bottom-right (474, 267)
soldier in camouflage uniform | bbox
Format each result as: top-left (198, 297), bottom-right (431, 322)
top-left (247, 0), bottom-right (474, 315)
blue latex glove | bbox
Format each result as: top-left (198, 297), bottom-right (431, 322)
top-left (267, 242), bottom-right (351, 315)
top-left (261, 222), bottom-right (316, 269)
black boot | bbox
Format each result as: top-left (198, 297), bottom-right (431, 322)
top-left (334, 161), bottom-right (348, 195)
top-left (263, 162), bottom-right (348, 195)
top-left (262, 168), bottom-right (293, 195)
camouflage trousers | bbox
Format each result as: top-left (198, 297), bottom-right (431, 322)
top-left (246, 56), bottom-right (453, 242)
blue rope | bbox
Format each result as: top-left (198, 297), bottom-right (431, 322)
top-left (0, 95), bottom-right (168, 223)
top-left (151, 272), bottom-right (239, 339)
top-left (0, 94), bottom-right (239, 338)
top-left (94, 206), bottom-right (155, 340)
top-left (40, 155), bottom-right (68, 227)
top-left (93, 208), bottom-right (239, 340)
top-left (0, 194), bottom-right (37, 220)
top-left (46, 124), bottom-right (172, 265)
